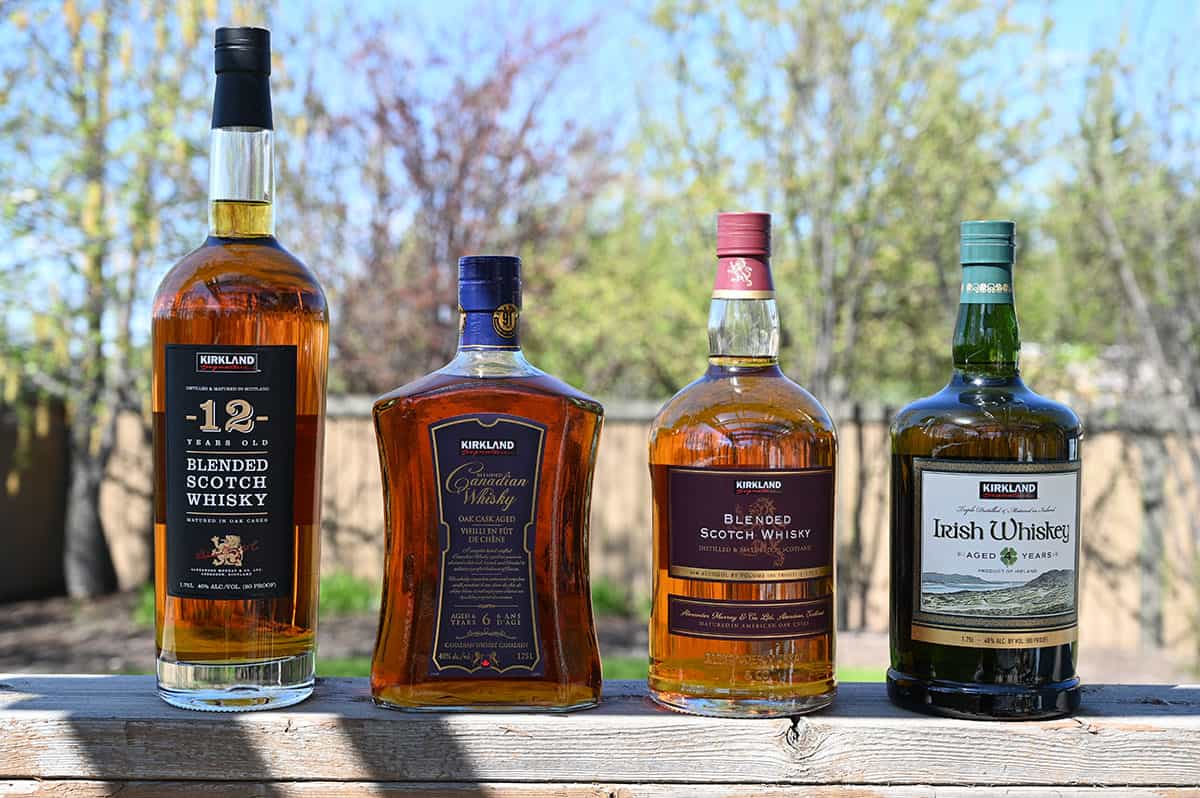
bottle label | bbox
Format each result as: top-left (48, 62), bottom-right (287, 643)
top-left (667, 594), bottom-right (833, 640)
top-left (960, 264), bottom-right (1013, 304)
top-left (459, 308), bottom-right (520, 351)
top-left (712, 256), bottom-right (774, 299)
top-left (428, 414), bottom-right (546, 677)
top-left (912, 459), bottom-right (1080, 648)
top-left (164, 345), bottom-right (296, 600)
top-left (666, 467), bottom-right (834, 581)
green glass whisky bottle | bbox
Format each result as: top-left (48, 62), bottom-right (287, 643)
top-left (888, 220), bottom-right (1082, 720)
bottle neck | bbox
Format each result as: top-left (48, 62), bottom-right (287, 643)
top-left (208, 127), bottom-right (274, 237)
top-left (707, 254), bottom-right (780, 368)
top-left (445, 310), bottom-right (535, 378)
top-left (952, 262), bottom-right (1020, 379)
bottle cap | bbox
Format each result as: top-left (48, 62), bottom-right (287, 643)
top-left (211, 27), bottom-right (273, 129)
top-left (215, 27), bottom-right (271, 74)
top-left (960, 220), bottom-right (1015, 265)
top-left (716, 212), bottom-right (771, 257)
top-left (458, 255), bottom-right (522, 312)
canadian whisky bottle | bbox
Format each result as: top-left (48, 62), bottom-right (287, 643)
top-left (371, 255), bottom-right (603, 711)
top-left (648, 213), bottom-right (838, 717)
top-left (888, 220), bottom-right (1082, 719)
top-left (151, 28), bottom-right (328, 711)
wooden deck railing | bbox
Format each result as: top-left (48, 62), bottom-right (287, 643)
top-left (1, 676), bottom-right (1198, 795)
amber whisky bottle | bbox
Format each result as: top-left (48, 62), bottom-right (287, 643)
top-left (648, 213), bottom-right (838, 717)
top-left (151, 28), bottom-right (328, 711)
top-left (371, 255), bottom-right (603, 711)
top-left (888, 220), bottom-right (1082, 719)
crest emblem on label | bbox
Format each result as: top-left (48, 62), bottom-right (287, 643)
top-left (492, 303), bottom-right (519, 338)
top-left (712, 256), bottom-right (775, 299)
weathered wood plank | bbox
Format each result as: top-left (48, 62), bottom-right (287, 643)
top-left (2, 784), bottom-right (1198, 797)
top-left (1, 677), bottom-right (1198, 787)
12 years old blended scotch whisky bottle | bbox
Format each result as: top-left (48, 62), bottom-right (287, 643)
top-left (151, 28), bottom-right (328, 711)
top-left (889, 221), bottom-right (1081, 720)
top-left (371, 256), bottom-right (603, 712)
top-left (648, 213), bottom-right (838, 717)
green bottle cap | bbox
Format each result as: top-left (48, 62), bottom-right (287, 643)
top-left (960, 220), bottom-right (1015, 265)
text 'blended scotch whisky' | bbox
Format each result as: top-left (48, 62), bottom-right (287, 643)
top-left (889, 221), bottom-right (1082, 720)
top-left (151, 28), bottom-right (329, 711)
top-left (648, 213), bottom-right (838, 717)
top-left (371, 256), bottom-right (603, 712)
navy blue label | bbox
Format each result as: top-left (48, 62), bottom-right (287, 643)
top-left (460, 309), bottom-right (520, 350)
top-left (428, 413), bottom-right (546, 677)
top-left (164, 344), bottom-right (296, 600)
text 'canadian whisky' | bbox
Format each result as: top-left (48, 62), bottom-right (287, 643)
top-left (371, 256), bottom-right (603, 711)
top-left (648, 213), bottom-right (838, 717)
top-left (888, 221), bottom-right (1082, 720)
top-left (151, 28), bottom-right (329, 711)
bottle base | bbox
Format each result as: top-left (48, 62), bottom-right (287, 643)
top-left (649, 686), bottom-right (835, 718)
top-left (157, 651), bottom-right (315, 712)
top-left (370, 696), bottom-right (600, 713)
top-left (887, 668), bottom-right (1080, 720)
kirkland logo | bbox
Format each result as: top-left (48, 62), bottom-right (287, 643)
top-left (196, 352), bottom-right (260, 373)
top-left (735, 479), bottom-right (782, 493)
top-left (979, 481), bottom-right (1038, 500)
top-left (461, 439), bottom-right (515, 455)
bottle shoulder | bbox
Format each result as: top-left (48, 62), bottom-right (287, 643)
top-left (650, 370), bottom-right (836, 446)
top-left (153, 236), bottom-right (326, 318)
top-left (374, 368), bottom-right (603, 421)
top-left (891, 376), bottom-right (1082, 454)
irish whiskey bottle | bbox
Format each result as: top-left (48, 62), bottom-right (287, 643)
top-left (151, 28), bottom-right (328, 711)
top-left (888, 220), bottom-right (1082, 719)
top-left (648, 213), bottom-right (838, 717)
top-left (371, 255), bottom-right (603, 711)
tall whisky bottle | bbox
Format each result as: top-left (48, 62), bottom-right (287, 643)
top-left (371, 255), bottom-right (603, 711)
top-left (889, 220), bottom-right (1081, 719)
top-left (648, 213), bottom-right (838, 717)
top-left (151, 28), bottom-right (328, 711)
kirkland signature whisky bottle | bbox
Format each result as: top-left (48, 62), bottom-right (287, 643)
top-left (889, 220), bottom-right (1081, 720)
top-left (648, 213), bottom-right (838, 717)
top-left (151, 28), bottom-right (328, 711)
top-left (371, 256), bottom-right (603, 711)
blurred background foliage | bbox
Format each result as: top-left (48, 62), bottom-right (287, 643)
top-left (3, 0), bottom-right (1200, 601)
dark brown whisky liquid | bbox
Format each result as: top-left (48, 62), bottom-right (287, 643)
top-left (371, 371), bottom-right (602, 710)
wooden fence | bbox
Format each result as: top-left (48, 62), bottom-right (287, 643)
top-left (3, 395), bottom-right (1198, 664)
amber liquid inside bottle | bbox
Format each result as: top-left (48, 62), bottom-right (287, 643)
top-left (648, 252), bottom-right (840, 715)
top-left (371, 354), bottom-right (603, 711)
top-left (152, 200), bottom-right (328, 710)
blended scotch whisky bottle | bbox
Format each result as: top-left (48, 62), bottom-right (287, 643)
top-left (371, 256), bottom-right (603, 711)
top-left (151, 28), bottom-right (328, 711)
top-left (889, 221), bottom-right (1081, 720)
top-left (648, 213), bottom-right (838, 717)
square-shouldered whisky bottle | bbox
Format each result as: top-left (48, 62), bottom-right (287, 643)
top-left (648, 213), bottom-right (838, 717)
top-left (888, 221), bottom-right (1082, 719)
top-left (371, 255), bottom-right (603, 711)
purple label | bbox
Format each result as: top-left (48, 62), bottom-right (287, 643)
top-left (667, 595), bottom-right (833, 640)
top-left (667, 467), bottom-right (834, 582)
top-left (428, 414), bottom-right (545, 677)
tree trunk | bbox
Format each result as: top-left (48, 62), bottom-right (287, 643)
top-left (63, 411), bottom-right (118, 598)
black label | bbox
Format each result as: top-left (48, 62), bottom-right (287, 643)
top-left (165, 344), bottom-right (296, 600)
top-left (429, 414), bottom-right (545, 678)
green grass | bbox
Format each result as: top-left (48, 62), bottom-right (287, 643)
top-left (319, 572), bottom-right (381, 618)
top-left (132, 583), bottom-right (156, 629)
top-left (590, 577), bottom-right (635, 617)
top-left (319, 656), bottom-right (373, 677)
